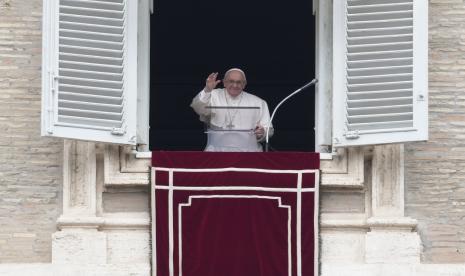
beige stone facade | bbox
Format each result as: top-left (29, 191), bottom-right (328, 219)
top-left (0, 0), bottom-right (62, 263)
top-left (405, 0), bottom-right (465, 263)
top-left (0, 0), bottom-right (465, 275)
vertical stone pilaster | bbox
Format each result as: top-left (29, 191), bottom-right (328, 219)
top-left (52, 140), bottom-right (106, 264)
top-left (62, 140), bottom-right (97, 218)
top-left (366, 144), bottom-right (420, 264)
top-left (371, 144), bottom-right (404, 218)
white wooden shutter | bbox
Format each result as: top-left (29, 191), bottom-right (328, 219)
top-left (41, 0), bottom-right (143, 145)
top-left (332, 0), bottom-right (428, 147)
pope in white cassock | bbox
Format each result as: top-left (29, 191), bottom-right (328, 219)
top-left (191, 68), bottom-right (273, 152)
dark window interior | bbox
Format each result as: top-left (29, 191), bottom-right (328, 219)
top-left (150, 0), bottom-right (315, 151)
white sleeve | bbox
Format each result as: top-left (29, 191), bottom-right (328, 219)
top-left (198, 89), bottom-right (211, 102)
top-left (190, 89), bottom-right (212, 121)
top-left (257, 99), bottom-right (273, 142)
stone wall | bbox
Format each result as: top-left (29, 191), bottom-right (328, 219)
top-left (405, 0), bottom-right (465, 263)
top-left (0, 0), bottom-right (62, 262)
top-left (1, 0), bottom-right (464, 267)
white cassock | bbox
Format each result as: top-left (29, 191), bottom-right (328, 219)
top-left (191, 88), bottom-right (273, 152)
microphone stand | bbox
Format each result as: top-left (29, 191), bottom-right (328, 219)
top-left (264, 79), bottom-right (318, 152)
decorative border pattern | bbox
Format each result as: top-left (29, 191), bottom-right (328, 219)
top-left (151, 166), bottom-right (319, 276)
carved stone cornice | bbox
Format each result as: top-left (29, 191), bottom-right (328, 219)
top-left (320, 214), bottom-right (369, 231)
top-left (57, 213), bottom-right (150, 230)
top-left (367, 217), bottom-right (418, 231)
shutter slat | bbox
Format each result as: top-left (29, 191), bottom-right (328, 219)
top-left (347, 3), bottom-right (413, 14)
top-left (348, 49), bottom-right (412, 61)
top-left (59, 28), bottom-right (123, 43)
top-left (59, 99), bottom-right (123, 113)
top-left (348, 26), bottom-right (412, 37)
top-left (348, 81), bottom-right (412, 93)
top-left (57, 115), bottom-right (122, 129)
top-left (60, 6), bottom-right (124, 19)
top-left (348, 0), bottom-right (411, 5)
top-left (92, 0), bottom-right (123, 3)
top-left (348, 34), bottom-right (412, 45)
top-left (348, 65), bottom-right (412, 76)
top-left (60, 45), bottom-right (123, 58)
top-left (59, 84), bottom-right (123, 97)
top-left (348, 57), bottom-right (412, 69)
top-left (59, 68), bottom-right (122, 82)
top-left (347, 97), bottom-right (412, 107)
top-left (61, 0), bottom-right (124, 11)
top-left (347, 112), bottom-right (413, 124)
top-left (59, 91), bottom-right (123, 105)
top-left (347, 73), bottom-right (412, 85)
top-left (58, 107), bottom-right (123, 121)
top-left (60, 60), bottom-right (123, 74)
top-left (59, 52), bottom-right (122, 66)
top-left (60, 37), bottom-right (123, 51)
top-left (60, 14), bottom-right (123, 29)
top-left (60, 21), bottom-right (123, 34)
top-left (347, 41), bottom-right (412, 53)
top-left (347, 104), bottom-right (413, 115)
top-left (348, 10), bottom-right (412, 21)
top-left (59, 76), bottom-right (123, 89)
top-left (347, 89), bottom-right (413, 100)
top-left (347, 121), bottom-right (414, 131)
top-left (348, 19), bottom-right (412, 30)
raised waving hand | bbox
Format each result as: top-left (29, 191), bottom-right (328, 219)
top-left (204, 72), bottom-right (221, 93)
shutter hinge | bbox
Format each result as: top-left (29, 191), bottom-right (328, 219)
top-left (51, 73), bottom-right (58, 93)
top-left (111, 127), bottom-right (126, 136)
top-left (47, 71), bottom-right (58, 134)
top-left (344, 130), bottom-right (360, 139)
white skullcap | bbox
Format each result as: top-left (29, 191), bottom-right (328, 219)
top-left (224, 68), bottom-right (247, 82)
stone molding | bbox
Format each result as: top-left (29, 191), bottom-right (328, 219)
top-left (104, 145), bottom-right (150, 186)
top-left (367, 217), bottom-right (418, 231)
top-left (320, 148), bottom-right (364, 188)
top-left (57, 142), bottom-right (422, 269)
top-left (321, 214), bottom-right (369, 230)
top-left (0, 264), bottom-right (151, 276)
top-left (2, 263), bottom-right (464, 276)
top-left (57, 214), bottom-right (150, 230)
top-left (321, 264), bottom-right (465, 276)
top-left (55, 141), bottom-right (151, 267)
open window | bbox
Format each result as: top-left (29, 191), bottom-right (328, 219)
top-left (41, 0), bottom-right (428, 151)
top-left (149, 0), bottom-right (316, 151)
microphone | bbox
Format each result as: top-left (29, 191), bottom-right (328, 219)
top-left (264, 79), bottom-right (318, 152)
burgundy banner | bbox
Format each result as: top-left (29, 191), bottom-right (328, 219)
top-left (152, 151), bottom-right (319, 276)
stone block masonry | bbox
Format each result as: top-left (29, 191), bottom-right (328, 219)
top-left (0, 0), bottom-right (62, 262)
top-left (405, 0), bottom-right (465, 263)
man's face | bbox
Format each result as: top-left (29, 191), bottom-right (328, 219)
top-left (223, 71), bottom-right (246, 97)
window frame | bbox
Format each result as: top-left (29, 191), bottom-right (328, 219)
top-left (41, 0), bottom-right (428, 151)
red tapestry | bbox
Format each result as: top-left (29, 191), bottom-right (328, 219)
top-left (152, 151), bottom-right (320, 276)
